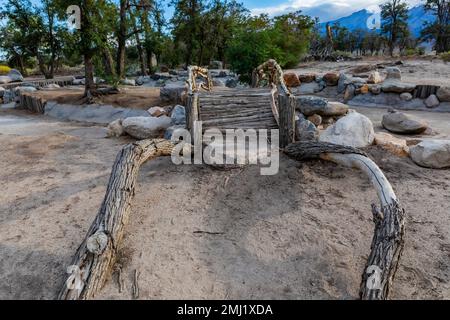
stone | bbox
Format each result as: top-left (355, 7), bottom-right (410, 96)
top-left (14, 86), bottom-right (37, 93)
top-left (122, 116), bottom-right (172, 139)
top-left (337, 73), bottom-right (350, 93)
top-left (323, 72), bottom-right (339, 86)
top-left (381, 111), bottom-right (428, 134)
top-left (164, 125), bottom-right (186, 140)
top-left (424, 94), bottom-right (440, 108)
top-left (73, 78), bottom-right (85, 85)
top-left (307, 114), bottom-right (322, 126)
top-left (436, 86), bottom-right (450, 102)
top-left (410, 140), bottom-right (450, 168)
top-left (344, 84), bottom-right (355, 102)
top-left (160, 82), bottom-right (187, 104)
top-left (121, 78), bottom-right (136, 86)
top-left (319, 112), bottom-right (375, 148)
top-left (381, 80), bottom-right (416, 93)
top-left (399, 92), bottom-right (412, 101)
top-left (212, 78), bottom-right (225, 87)
top-left (160, 65), bottom-right (169, 72)
top-left (298, 73), bottom-right (316, 83)
top-left (7, 69), bottom-right (23, 82)
top-left (171, 105), bottom-right (186, 125)
top-left (295, 119), bottom-right (318, 141)
top-left (225, 78), bottom-right (238, 88)
top-left (385, 67), bottom-right (401, 80)
top-left (283, 73), bottom-right (301, 87)
top-left (359, 84), bottom-right (369, 94)
top-left (0, 76), bottom-right (12, 84)
top-left (296, 97), bottom-right (349, 117)
top-left (209, 60), bottom-right (223, 69)
top-left (107, 119), bottom-right (125, 137)
top-left (367, 71), bottom-right (382, 84)
top-left (42, 83), bottom-right (60, 89)
top-left (369, 85), bottom-right (381, 94)
top-left (147, 106), bottom-right (166, 117)
top-left (374, 132), bottom-right (409, 157)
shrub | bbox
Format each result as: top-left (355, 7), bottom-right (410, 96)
top-left (0, 65), bottom-right (11, 75)
top-left (440, 51), bottom-right (450, 62)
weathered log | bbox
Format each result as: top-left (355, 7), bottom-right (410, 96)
top-left (278, 94), bottom-right (296, 148)
top-left (285, 141), bottom-right (406, 300)
top-left (58, 139), bottom-right (176, 300)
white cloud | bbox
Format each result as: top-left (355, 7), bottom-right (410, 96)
top-left (250, 0), bottom-right (423, 22)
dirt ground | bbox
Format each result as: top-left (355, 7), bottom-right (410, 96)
top-left (32, 87), bottom-right (164, 109)
top-left (287, 56), bottom-right (450, 87)
top-left (0, 107), bottom-right (449, 300)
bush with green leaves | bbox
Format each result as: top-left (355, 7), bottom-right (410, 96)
top-left (226, 11), bottom-right (314, 83)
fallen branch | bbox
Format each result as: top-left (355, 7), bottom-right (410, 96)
top-left (285, 141), bottom-right (406, 300)
top-left (58, 139), bottom-right (176, 300)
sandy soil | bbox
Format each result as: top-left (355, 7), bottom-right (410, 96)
top-left (287, 57), bottom-right (450, 87)
top-left (0, 107), bottom-right (449, 300)
top-left (31, 87), bottom-right (164, 109)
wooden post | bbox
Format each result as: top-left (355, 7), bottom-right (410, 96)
top-left (278, 94), bottom-right (296, 148)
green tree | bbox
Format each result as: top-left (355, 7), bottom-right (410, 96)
top-left (421, 0), bottom-right (450, 53)
top-left (380, 0), bottom-right (410, 56)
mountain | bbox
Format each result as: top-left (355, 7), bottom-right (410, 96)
top-left (318, 5), bottom-right (435, 38)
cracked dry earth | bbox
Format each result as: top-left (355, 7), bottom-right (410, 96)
top-left (0, 110), bottom-right (449, 299)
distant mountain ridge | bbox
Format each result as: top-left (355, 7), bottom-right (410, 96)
top-left (318, 5), bottom-right (435, 38)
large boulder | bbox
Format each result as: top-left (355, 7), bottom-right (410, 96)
top-left (382, 111), bottom-right (428, 134)
top-left (436, 86), bottom-right (450, 102)
top-left (7, 69), bottom-right (24, 82)
top-left (283, 73), bottom-right (301, 87)
top-left (319, 111), bottom-right (375, 148)
top-left (295, 96), bottom-right (349, 117)
top-left (323, 72), bottom-right (339, 86)
top-left (14, 86), bottom-right (37, 93)
top-left (160, 82), bottom-right (187, 104)
top-left (0, 76), bottom-right (12, 84)
top-left (399, 92), bottom-right (413, 101)
top-left (410, 140), bottom-right (450, 168)
top-left (374, 132), bottom-right (409, 157)
top-left (171, 105), bottom-right (186, 125)
top-left (381, 80), bottom-right (416, 93)
top-left (123, 116), bottom-right (172, 139)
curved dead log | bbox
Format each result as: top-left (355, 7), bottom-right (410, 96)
top-left (58, 139), bottom-right (176, 300)
top-left (285, 141), bottom-right (406, 300)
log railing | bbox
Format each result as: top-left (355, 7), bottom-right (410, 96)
top-left (186, 66), bottom-right (213, 94)
top-left (251, 59), bottom-right (296, 148)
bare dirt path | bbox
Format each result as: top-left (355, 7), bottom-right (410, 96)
top-left (0, 109), bottom-right (449, 299)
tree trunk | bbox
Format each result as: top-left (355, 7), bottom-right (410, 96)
top-left (285, 141), bottom-right (406, 300)
top-left (58, 139), bottom-right (177, 300)
top-left (103, 48), bottom-right (116, 78)
top-left (116, 0), bottom-right (127, 79)
top-left (84, 53), bottom-right (95, 99)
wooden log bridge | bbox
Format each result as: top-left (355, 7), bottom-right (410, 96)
top-left (185, 59), bottom-right (296, 148)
